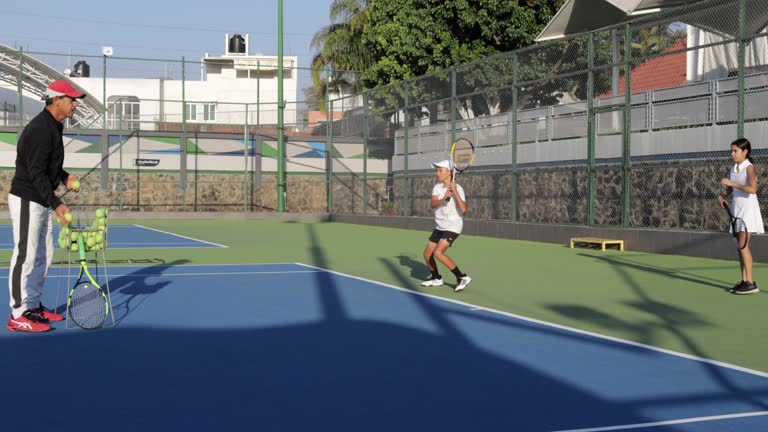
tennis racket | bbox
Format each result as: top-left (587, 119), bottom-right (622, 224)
top-left (445, 138), bottom-right (475, 202)
top-left (722, 203), bottom-right (749, 249)
top-left (67, 233), bottom-right (109, 329)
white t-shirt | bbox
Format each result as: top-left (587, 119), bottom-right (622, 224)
top-left (432, 182), bottom-right (466, 234)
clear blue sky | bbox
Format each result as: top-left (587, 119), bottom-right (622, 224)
top-left (0, 0), bottom-right (335, 100)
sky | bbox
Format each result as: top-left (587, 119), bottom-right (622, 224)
top-left (0, 0), bottom-right (335, 101)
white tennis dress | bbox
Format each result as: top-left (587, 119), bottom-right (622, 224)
top-left (729, 159), bottom-right (764, 234)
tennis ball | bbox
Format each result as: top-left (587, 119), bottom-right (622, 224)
top-left (63, 212), bottom-right (73, 223)
top-left (58, 238), bottom-right (67, 249)
top-left (70, 232), bottom-right (78, 242)
top-left (95, 208), bottom-right (105, 219)
top-left (96, 233), bottom-right (104, 244)
top-left (87, 238), bottom-right (95, 248)
top-left (71, 180), bottom-right (80, 191)
top-left (97, 219), bottom-right (106, 229)
top-left (70, 243), bottom-right (78, 252)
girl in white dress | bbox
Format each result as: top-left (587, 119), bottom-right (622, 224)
top-left (718, 138), bottom-right (764, 295)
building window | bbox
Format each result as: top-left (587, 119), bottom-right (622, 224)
top-left (185, 103), bottom-right (197, 121)
top-left (203, 103), bottom-right (216, 122)
top-left (108, 96), bottom-right (140, 129)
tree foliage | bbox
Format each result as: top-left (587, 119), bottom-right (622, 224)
top-left (360, 0), bottom-right (565, 88)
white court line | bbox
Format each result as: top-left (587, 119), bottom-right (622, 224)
top-left (131, 224), bottom-right (228, 248)
top-left (551, 411), bottom-right (768, 432)
top-left (105, 242), bottom-right (221, 246)
top-left (293, 262), bottom-right (768, 379)
top-left (0, 270), bottom-right (322, 279)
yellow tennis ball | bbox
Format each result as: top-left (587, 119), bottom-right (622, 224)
top-left (95, 208), bottom-right (106, 219)
top-left (70, 232), bottom-right (78, 242)
top-left (87, 238), bottom-right (95, 248)
top-left (71, 180), bottom-right (80, 190)
top-left (70, 243), bottom-right (78, 252)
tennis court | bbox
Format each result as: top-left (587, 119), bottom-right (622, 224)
top-left (0, 223), bottom-right (225, 249)
top-left (0, 219), bottom-right (766, 431)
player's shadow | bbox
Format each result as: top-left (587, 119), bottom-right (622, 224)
top-left (397, 254), bottom-right (428, 280)
top-left (53, 259), bottom-right (189, 325)
top-left (108, 259), bottom-right (190, 324)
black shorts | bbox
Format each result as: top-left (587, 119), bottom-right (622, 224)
top-left (428, 229), bottom-right (460, 245)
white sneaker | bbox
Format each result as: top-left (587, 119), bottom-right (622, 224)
top-left (421, 277), bottom-right (444, 287)
top-left (455, 276), bottom-right (472, 292)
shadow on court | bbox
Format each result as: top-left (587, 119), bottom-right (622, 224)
top-left (546, 253), bottom-right (768, 414)
top-left (51, 259), bottom-right (190, 325)
top-left (397, 254), bottom-right (428, 280)
top-left (0, 236), bottom-right (767, 431)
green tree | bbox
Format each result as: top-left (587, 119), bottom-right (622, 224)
top-left (357, 0), bottom-right (566, 120)
top-left (360, 0), bottom-right (565, 87)
top-left (310, 0), bottom-right (371, 112)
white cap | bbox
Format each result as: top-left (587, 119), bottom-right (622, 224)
top-left (431, 159), bottom-right (452, 169)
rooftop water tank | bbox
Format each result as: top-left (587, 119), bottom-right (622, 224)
top-left (229, 34), bottom-right (246, 54)
top-left (74, 60), bottom-right (90, 77)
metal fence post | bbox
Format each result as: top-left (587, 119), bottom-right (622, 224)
top-left (403, 84), bottom-right (410, 217)
top-left (363, 92), bottom-right (369, 215)
top-left (621, 23), bottom-right (632, 227)
top-left (181, 57), bottom-right (188, 210)
top-left (587, 35), bottom-right (596, 226)
top-left (450, 67), bottom-right (457, 145)
top-left (17, 47), bottom-right (23, 131)
top-left (511, 53), bottom-right (519, 222)
top-left (737, 0), bottom-right (747, 139)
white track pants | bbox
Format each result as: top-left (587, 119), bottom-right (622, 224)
top-left (8, 194), bottom-right (54, 319)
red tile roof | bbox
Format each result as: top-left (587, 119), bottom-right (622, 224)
top-left (598, 38), bottom-right (687, 98)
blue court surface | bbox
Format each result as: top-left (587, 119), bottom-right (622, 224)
top-left (0, 263), bottom-right (766, 431)
top-left (0, 223), bottom-right (225, 249)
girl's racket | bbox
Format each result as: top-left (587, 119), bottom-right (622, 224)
top-left (445, 138), bottom-right (475, 202)
top-left (67, 234), bottom-right (109, 329)
top-left (722, 203), bottom-right (749, 250)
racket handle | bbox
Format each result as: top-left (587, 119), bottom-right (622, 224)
top-left (445, 169), bottom-right (456, 202)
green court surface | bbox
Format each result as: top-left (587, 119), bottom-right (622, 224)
top-left (3, 219), bottom-right (765, 373)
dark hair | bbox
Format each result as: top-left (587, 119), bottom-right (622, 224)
top-left (731, 138), bottom-right (754, 163)
top-left (44, 98), bottom-right (54, 106)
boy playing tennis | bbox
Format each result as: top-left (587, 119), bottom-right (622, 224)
top-left (421, 160), bottom-right (472, 292)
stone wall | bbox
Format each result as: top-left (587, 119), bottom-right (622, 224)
top-left (0, 171), bottom-right (333, 214)
top-left (331, 175), bottom-right (388, 214)
top-left (391, 160), bottom-right (764, 230)
top-left (1, 159), bottom-right (764, 231)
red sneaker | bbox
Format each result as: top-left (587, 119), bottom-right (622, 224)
top-left (31, 306), bottom-right (64, 322)
top-left (7, 311), bottom-right (52, 333)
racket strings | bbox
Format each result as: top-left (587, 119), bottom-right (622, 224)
top-left (70, 282), bottom-right (107, 329)
top-left (453, 151), bottom-right (473, 166)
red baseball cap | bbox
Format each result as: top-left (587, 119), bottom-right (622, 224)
top-left (44, 80), bottom-right (85, 99)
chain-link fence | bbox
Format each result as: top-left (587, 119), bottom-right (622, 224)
top-left (0, 41), bottom-right (348, 212)
top-left (332, 0), bottom-right (768, 232)
top-left (2, 0), bottom-right (766, 224)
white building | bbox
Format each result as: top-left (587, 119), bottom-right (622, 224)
top-left (71, 34), bottom-right (298, 131)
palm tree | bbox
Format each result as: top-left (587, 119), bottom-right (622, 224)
top-left (310, 0), bottom-right (371, 113)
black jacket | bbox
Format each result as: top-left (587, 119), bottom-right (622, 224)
top-left (10, 109), bottom-right (69, 209)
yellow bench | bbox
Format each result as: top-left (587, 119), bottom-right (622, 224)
top-left (570, 237), bottom-right (624, 252)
